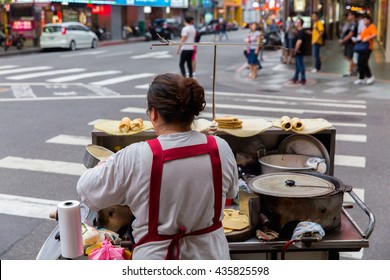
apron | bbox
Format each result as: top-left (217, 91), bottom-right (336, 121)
top-left (132, 135), bottom-right (223, 260)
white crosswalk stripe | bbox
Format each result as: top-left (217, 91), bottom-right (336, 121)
top-left (47, 70), bottom-right (121, 82)
top-left (0, 193), bottom-right (59, 220)
top-left (6, 68), bottom-right (86, 80)
top-left (0, 66), bottom-right (52, 75)
top-left (91, 73), bottom-right (156, 86)
top-left (0, 156), bottom-right (86, 176)
top-left (0, 65), bottom-right (19, 70)
top-left (46, 134), bottom-right (91, 146)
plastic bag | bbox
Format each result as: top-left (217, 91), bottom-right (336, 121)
top-left (88, 239), bottom-right (124, 260)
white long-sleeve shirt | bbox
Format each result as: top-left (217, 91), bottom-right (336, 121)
top-left (77, 130), bottom-right (238, 259)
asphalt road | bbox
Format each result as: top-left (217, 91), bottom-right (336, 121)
top-left (0, 29), bottom-right (389, 260)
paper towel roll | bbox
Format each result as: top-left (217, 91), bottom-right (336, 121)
top-left (57, 200), bottom-right (84, 259)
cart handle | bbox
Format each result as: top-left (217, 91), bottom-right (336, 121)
top-left (346, 187), bottom-right (375, 239)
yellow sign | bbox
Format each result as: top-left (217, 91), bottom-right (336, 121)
top-left (294, 0), bottom-right (306, 12)
top-left (223, 0), bottom-right (241, 6)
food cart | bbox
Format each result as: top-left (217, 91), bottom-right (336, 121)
top-left (89, 125), bottom-right (374, 260)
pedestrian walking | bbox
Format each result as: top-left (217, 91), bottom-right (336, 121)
top-left (290, 18), bottom-right (307, 85)
top-left (354, 15), bottom-right (377, 85)
top-left (177, 16), bottom-right (197, 78)
top-left (307, 12), bottom-right (324, 73)
top-left (339, 11), bottom-right (358, 77)
top-left (192, 28), bottom-right (202, 77)
top-left (218, 18), bottom-right (229, 41)
top-left (213, 20), bottom-right (220, 42)
top-left (245, 22), bottom-right (262, 79)
top-left (283, 15), bottom-right (296, 64)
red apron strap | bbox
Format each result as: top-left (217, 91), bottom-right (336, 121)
top-left (206, 135), bottom-right (223, 224)
top-left (163, 143), bottom-right (209, 162)
top-left (146, 138), bottom-right (164, 234)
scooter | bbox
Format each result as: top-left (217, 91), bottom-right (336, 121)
top-left (3, 32), bottom-right (25, 51)
top-left (263, 31), bottom-right (282, 50)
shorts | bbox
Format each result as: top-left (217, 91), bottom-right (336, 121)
top-left (344, 44), bottom-right (354, 59)
top-left (285, 38), bottom-right (294, 49)
top-left (247, 49), bottom-right (259, 65)
top-left (192, 46), bottom-right (197, 61)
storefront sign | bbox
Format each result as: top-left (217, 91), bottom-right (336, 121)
top-left (12, 20), bottom-right (33, 30)
top-left (170, 0), bottom-right (188, 8)
top-left (223, 0), bottom-right (241, 6)
top-left (121, 0), bottom-right (170, 6)
top-left (294, 0), bottom-right (306, 12)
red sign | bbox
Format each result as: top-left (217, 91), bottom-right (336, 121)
top-left (12, 21), bottom-right (33, 30)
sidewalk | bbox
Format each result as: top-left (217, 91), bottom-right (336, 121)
top-left (0, 36), bottom-right (146, 57)
top-left (315, 39), bottom-right (390, 82)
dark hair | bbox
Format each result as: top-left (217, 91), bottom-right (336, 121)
top-left (147, 73), bottom-right (206, 127)
top-left (312, 11), bottom-right (320, 17)
top-left (297, 17), bottom-right (304, 26)
top-left (363, 15), bottom-right (372, 23)
top-left (185, 16), bottom-right (194, 24)
top-left (346, 11), bottom-right (356, 17)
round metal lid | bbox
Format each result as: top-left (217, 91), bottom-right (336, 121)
top-left (249, 173), bottom-right (335, 198)
top-left (278, 134), bottom-right (330, 174)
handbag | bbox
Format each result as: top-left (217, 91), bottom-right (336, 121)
top-left (353, 41), bottom-right (369, 53)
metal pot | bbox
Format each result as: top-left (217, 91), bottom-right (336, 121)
top-left (258, 154), bottom-right (326, 174)
top-left (248, 172), bottom-right (352, 234)
top-left (83, 144), bottom-right (114, 168)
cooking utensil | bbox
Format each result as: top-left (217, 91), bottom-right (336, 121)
top-left (278, 134), bottom-right (330, 174)
top-left (247, 172), bottom-right (352, 233)
top-left (83, 144), bottom-right (114, 168)
top-left (259, 154), bottom-right (323, 174)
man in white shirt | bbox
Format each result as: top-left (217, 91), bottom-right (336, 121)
top-left (177, 16), bottom-right (196, 78)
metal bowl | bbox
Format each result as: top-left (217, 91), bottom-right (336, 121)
top-left (83, 144), bottom-right (114, 168)
top-left (259, 154), bottom-right (318, 174)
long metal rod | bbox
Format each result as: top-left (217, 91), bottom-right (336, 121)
top-left (212, 45), bottom-right (217, 119)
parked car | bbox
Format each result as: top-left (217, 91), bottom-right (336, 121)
top-left (149, 18), bottom-right (182, 40)
top-left (40, 22), bottom-right (98, 51)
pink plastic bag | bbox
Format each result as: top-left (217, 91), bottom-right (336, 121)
top-left (88, 239), bottom-right (124, 260)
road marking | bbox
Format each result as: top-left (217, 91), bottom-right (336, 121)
top-left (336, 134), bottom-right (367, 143)
top-left (97, 50), bottom-right (134, 58)
top-left (130, 51), bottom-right (172, 59)
top-left (121, 106), bottom-right (148, 114)
top-left (0, 65), bottom-right (19, 70)
top-left (46, 134), bottom-right (91, 146)
top-left (0, 66), bottom-right (52, 75)
top-left (83, 84), bottom-right (120, 96)
top-left (61, 50), bottom-right (107, 58)
top-left (91, 73), bottom-right (155, 86)
top-left (135, 83), bottom-right (150, 89)
top-left (0, 156), bottom-right (86, 176)
top-left (344, 188), bottom-right (365, 204)
top-left (331, 122), bottom-right (367, 128)
top-left (0, 94), bottom-right (145, 102)
top-left (0, 193), bottom-right (59, 220)
top-left (12, 85), bottom-right (36, 98)
top-left (334, 155), bottom-right (366, 168)
top-left (47, 70), bottom-right (121, 82)
top-left (244, 98), bottom-right (367, 109)
top-left (6, 68), bottom-right (86, 80)
top-left (206, 91), bottom-right (366, 104)
top-left (209, 103), bottom-right (367, 116)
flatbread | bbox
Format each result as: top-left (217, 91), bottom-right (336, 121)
top-left (119, 117), bottom-right (131, 133)
top-left (222, 209), bottom-right (249, 231)
top-left (95, 119), bottom-right (153, 135)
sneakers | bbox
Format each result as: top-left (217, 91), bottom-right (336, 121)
top-left (354, 79), bottom-right (365, 85)
top-left (311, 68), bottom-right (318, 73)
top-left (342, 73), bottom-right (352, 77)
top-left (366, 76), bottom-right (375, 85)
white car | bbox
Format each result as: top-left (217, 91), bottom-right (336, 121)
top-left (40, 22), bottom-right (98, 51)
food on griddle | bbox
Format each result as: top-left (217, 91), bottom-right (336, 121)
top-left (280, 116), bottom-right (292, 131)
top-left (130, 118), bottom-right (144, 131)
top-left (214, 116), bottom-right (243, 129)
top-left (222, 209), bottom-right (249, 231)
top-left (292, 117), bottom-right (304, 131)
top-left (119, 117), bottom-right (131, 133)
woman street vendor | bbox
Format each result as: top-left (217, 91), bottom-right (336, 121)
top-left (77, 73), bottom-right (238, 260)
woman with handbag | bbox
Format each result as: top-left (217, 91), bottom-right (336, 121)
top-left (354, 15), bottom-right (377, 85)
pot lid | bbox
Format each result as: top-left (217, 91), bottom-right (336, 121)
top-left (278, 134), bottom-right (330, 174)
top-left (249, 173), bottom-right (335, 198)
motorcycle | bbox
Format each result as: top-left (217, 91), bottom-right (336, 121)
top-left (2, 32), bottom-right (25, 51)
top-left (263, 31), bottom-right (283, 50)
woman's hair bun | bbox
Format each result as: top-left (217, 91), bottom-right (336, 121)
top-left (177, 78), bottom-right (205, 116)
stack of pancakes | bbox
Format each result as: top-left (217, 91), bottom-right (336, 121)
top-left (214, 117), bottom-right (243, 129)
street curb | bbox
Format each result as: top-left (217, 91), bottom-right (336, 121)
top-left (0, 37), bottom-right (147, 57)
